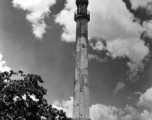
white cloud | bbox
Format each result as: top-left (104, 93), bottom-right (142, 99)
top-left (138, 87), bottom-right (152, 108)
top-left (88, 0), bottom-right (145, 41)
top-left (121, 105), bottom-right (152, 120)
top-left (130, 0), bottom-right (152, 16)
top-left (129, 0), bottom-right (152, 39)
top-left (0, 53), bottom-right (11, 72)
top-left (90, 104), bottom-right (118, 120)
top-left (106, 39), bottom-right (149, 62)
top-left (52, 97), bottom-right (73, 118)
top-left (90, 39), bottom-right (106, 51)
top-left (55, 0), bottom-right (76, 42)
top-left (121, 105), bottom-right (140, 120)
top-left (12, 0), bottom-right (56, 39)
top-left (113, 81), bottom-right (126, 94)
top-left (91, 38), bottom-right (150, 81)
top-left (107, 38), bottom-right (149, 81)
top-left (129, 0), bottom-right (152, 9)
top-left (88, 54), bottom-right (107, 62)
top-left (134, 91), bottom-right (142, 95)
top-left (53, 97), bottom-right (152, 120)
top-left (140, 110), bottom-right (152, 120)
top-left (143, 20), bottom-right (152, 38)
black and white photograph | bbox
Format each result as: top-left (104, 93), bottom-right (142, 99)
top-left (0, 0), bottom-right (152, 120)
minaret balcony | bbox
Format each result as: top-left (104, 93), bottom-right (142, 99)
top-left (74, 10), bottom-right (90, 21)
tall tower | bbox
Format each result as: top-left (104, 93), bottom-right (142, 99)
top-left (73, 0), bottom-right (90, 120)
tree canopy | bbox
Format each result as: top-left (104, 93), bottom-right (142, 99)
top-left (0, 70), bottom-right (71, 120)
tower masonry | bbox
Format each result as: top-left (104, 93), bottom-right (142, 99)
top-left (73, 0), bottom-right (90, 120)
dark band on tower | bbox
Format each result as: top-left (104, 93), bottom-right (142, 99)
top-left (73, 0), bottom-right (90, 120)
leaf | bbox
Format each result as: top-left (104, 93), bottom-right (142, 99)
top-left (0, 70), bottom-right (71, 120)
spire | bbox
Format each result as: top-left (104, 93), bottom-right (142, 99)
top-left (73, 0), bottom-right (90, 119)
top-left (74, 0), bottom-right (90, 21)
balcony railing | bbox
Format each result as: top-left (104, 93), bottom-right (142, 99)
top-left (74, 10), bottom-right (90, 21)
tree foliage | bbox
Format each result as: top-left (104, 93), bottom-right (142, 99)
top-left (0, 70), bottom-right (71, 120)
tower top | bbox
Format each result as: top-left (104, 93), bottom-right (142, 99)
top-left (74, 0), bottom-right (90, 22)
top-left (76, 0), bottom-right (89, 6)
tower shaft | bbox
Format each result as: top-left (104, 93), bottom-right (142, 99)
top-left (73, 0), bottom-right (90, 120)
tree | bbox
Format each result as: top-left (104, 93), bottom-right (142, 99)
top-left (0, 70), bottom-right (71, 120)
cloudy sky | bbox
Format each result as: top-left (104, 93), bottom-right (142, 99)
top-left (0, 0), bottom-right (152, 119)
